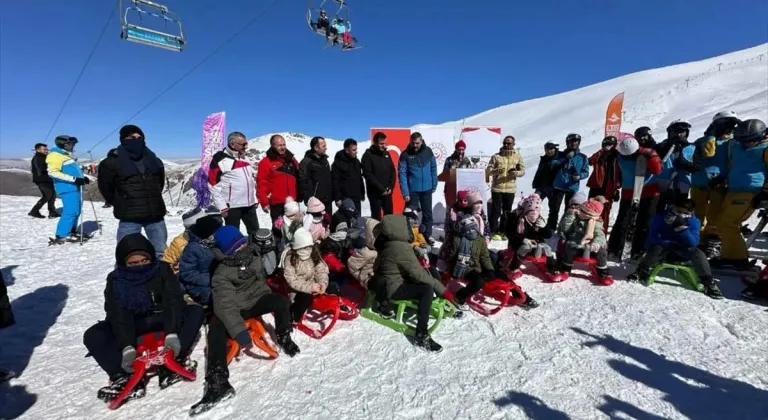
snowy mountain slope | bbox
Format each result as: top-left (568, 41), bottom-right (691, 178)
top-left (1, 194), bottom-right (767, 420)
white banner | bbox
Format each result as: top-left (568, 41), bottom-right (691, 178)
top-left (456, 168), bottom-right (491, 216)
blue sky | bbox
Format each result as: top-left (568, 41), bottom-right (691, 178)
top-left (1, 0), bottom-right (766, 158)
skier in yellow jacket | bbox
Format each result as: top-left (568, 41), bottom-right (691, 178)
top-left (711, 119), bottom-right (768, 270)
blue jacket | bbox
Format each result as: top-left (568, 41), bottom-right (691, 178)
top-left (398, 144), bottom-right (438, 196)
top-left (725, 140), bottom-right (768, 194)
top-left (46, 147), bottom-right (83, 195)
top-left (617, 154), bottom-right (656, 189)
top-left (691, 136), bottom-right (730, 188)
top-left (178, 233), bottom-right (216, 305)
top-left (645, 212), bottom-right (701, 250)
top-left (549, 149), bottom-right (589, 192)
top-left (332, 20), bottom-right (349, 34)
top-left (652, 141), bottom-right (695, 193)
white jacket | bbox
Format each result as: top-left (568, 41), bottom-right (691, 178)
top-left (209, 148), bottom-right (257, 210)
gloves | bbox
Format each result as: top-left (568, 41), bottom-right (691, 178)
top-left (708, 175), bottom-right (726, 189)
top-left (441, 289), bottom-right (456, 304)
top-left (121, 346), bottom-right (137, 373)
top-left (612, 189), bottom-right (620, 202)
top-left (588, 242), bottom-right (602, 253)
top-left (413, 246), bottom-right (428, 257)
top-left (75, 177), bottom-right (90, 186)
top-left (638, 148), bottom-right (653, 157)
top-left (235, 330), bottom-right (253, 349)
top-left (483, 270), bottom-right (495, 280)
top-left (164, 333), bottom-right (181, 357)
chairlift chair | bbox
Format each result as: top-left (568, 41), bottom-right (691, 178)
top-left (120, 0), bottom-right (185, 51)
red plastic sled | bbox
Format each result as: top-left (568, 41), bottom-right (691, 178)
top-left (226, 318), bottom-right (279, 364)
top-left (298, 294), bottom-right (359, 339)
top-left (108, 332), bottom-right (197, 410)
top-left (467, 278), bottom-right (527, 316)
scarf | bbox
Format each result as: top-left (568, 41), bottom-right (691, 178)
top-left (111, 260), bottom-right (159, 313)
top-left (220, 245), bottom-right (258, 280)
top-left (453, 216), bottom-right (479, 279)
top-left (117, 140), bottom-right (162, 177)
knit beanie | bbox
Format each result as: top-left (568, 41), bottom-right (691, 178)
top-left (341, 198), bottom-right (356, 213)
top-left (455, 212), bottom-right (479, 236)
top-left (468, 190), bottom-right (482, 205)
top-left (579, 199), bottom-right (604, 219)
top-left (115, 233), bottom-right (155, 266)
top-left (291, 228), bottom-right (314, 249)
top-left (455, 140), bottom-right (466, 150)
top-left (183, 206), bottom-right (221, 227)
top-left (213, 226), bottom-right (248, 255)
top-left (284, 197), bottom-right (300, 218)
top-left (307, 197), bottom-right (325, 213)
top-left (457, 190), bottom-right (470, 202)
top-left (119, 124), bottom-right (145, 139)
top-left (569, 191), bottom-right (588, 206)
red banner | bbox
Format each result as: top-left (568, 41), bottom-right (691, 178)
top-left (604, 93), bottom-right (625, 139)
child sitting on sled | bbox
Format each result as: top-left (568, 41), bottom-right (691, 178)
top-left (305, 197), bottom-right (330, 243)
top-left (177, 206), bottom-right (224, 306)
top-left (280, 228), bottom-right (330, 323)
top-left (319, 222), bottom-right (353, 294)
top-left (403, 206), bottom-right (440, 279)
top-left (162, 206), bottom-right (221, 276)
top-left (627, 198), bottom-right (723, 299)
top-left (437, 189), bottom-right (490, 271)
top-left (331, 198), bottom-right (363, 248)
top-left (83, 234), bottom-right (205, 404)
top-left (504, 193), bottom-right (554, 277)
top-left (549, 198), bottom-right (612, 282)
top-left (191, 226), bottom-right (300, 416)
top-left (373, 214), bottom-right (461, 352)
top-left (347, 218), bottom-right (380, 289)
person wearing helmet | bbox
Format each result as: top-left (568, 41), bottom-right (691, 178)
top-left (605, 135), bottom-right (663, 260)
top-left (46, 135), bottom-right (89, 244)
top-left (546, 134), bottom-right (589, 231)
top-left (634, 127), bottom-right (656, 148)
top-left (651, 120), bottom-right (698, 213)
top-left (690, 111), bottom-right (741, 257)
top-left (332, 17), bottom-right (352, 49)
top-left (314, 10), bottom-right (334, 39)
top-left (711, 119), bottom-right (768, 270)
top-left (532, 142), bottom-right (559, 205)
top-left (586, 136), bottom-right (620, 232)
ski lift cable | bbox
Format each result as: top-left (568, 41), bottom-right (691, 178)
top-left (79, 0), bottom-right (286, 158)
top-left (43, 0), bottom-right (119, 143)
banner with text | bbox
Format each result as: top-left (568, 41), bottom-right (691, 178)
top-left (604, 93), bottom-right (624, 139)
top-left (193, 111), bottom-right (226, 207)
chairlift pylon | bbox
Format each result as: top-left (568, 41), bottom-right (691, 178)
top-left (120, 0), bottom-right (185, 51)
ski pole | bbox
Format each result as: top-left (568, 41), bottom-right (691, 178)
top-left (79, 189), bottom-right (85, 246)
top-left (87, 189), bottom-right (102, 236)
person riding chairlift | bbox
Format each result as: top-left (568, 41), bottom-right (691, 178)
top-left (332, 17), bottom-right (353, 49)
top-left (316, 10), bottom-right (336, 39)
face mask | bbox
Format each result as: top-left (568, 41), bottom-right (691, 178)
top-left (120, 138), bottom-right (146, 158)
top-left (296, 248), bottom-right (312, 260)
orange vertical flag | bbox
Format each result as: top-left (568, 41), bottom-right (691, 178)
top-left (604, 92), bottom-right (625, 139)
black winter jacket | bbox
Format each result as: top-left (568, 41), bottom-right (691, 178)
top-left (298, 151), bottom-right (332, 203)
top-left (31, 152), bottom-right (52, 184)
top-left (331, 150), bottom-right (365, 201)
top-left (104, 267), bottom-right (184, 350)
top-left (532, 155), bottom-right (557, 190)
top-left (98, 148), bottom-right (166, 222)
top-left (360, 146), bottom-right (395, 196)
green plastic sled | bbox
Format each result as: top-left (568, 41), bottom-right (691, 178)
top-left (646, 263), bottom-right (702, 291)
top-left (360, 292), bottom-right (455, 335)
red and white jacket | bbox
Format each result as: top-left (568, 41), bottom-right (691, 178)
top-left (208, 148), bottom-right (257, 210)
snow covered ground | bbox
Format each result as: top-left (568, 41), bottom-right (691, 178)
top-left (2, 194), bottom-right (767, 420)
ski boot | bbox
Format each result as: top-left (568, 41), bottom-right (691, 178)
top-left (97, 375), bottom-right (147, 403)
top-left (699, 276), bottom-right (724, 300)
top-left (412, 328), bottom-right (442, 353)
top-left (276, 330), bottom-right (300, 357)
top-left (48, 236), bottom-right (67, 245)
top-left (28, 211), bottom-right (44, 219)
top-left (189, 367), bottom-right (235, 417)
top-left (158, 358), bottom-right (198, 390)
top-left (595, 267), bottom-right (614, 286)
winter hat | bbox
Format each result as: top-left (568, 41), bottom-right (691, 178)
top-left (307, 197), bottom-right (325, 213)
top-left (403, 206), bottom-right (421, 227)
top-left (291, 228), bottom-right (314, 249)
top-left (341, 198), bottom-right (356, 213)
top-left (455, 140), bottom-right (466, 150)
top-left (569, 191), bottom-right (588, 206)
top-left (183, 206), bottom-right (221, 228)
top-left (252, 229), bottom-right (275, 252)
top-left (518, 194), bottom-right (542, 233)
top-left (213, 226), bottom-right (248, 256)
top-left (579, 199), bottom-right (604, 219)
top-left (455, 212), bottom-right (479, 236)
top-left (284, 197), bottom-right (300, 218)
top-left (115, 233), bottom-right (155, 266)
top-left (618, 136), bottom-right (639, 156)
top-left (119, 124), bottom-right (145, 139)
top-left (468, 190), bottom-right (482, 205)
top-left (457, 190), bottom-right (470, 203)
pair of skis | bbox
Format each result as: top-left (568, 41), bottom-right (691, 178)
top-left (619, 154), bottom-right (649, 261)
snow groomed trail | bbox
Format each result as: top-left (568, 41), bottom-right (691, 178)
top-left (1, 195), bottom-right (767, 420)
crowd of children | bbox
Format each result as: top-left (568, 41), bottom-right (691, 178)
top-left (79, 114), bottom-right (768, 416)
